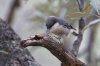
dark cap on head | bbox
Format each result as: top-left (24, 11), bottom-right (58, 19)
top-left (46, 16), bottom-right (57, 29)
top-left (46, 16), bottom-right (76, 30)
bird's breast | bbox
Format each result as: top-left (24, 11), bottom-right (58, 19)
top-left (50, 23), bottom-right (66, 36)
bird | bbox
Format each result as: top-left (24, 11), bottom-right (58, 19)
top-left (45, 16), bottom-right (78, 44)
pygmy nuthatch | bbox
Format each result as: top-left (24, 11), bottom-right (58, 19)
top-left (45, 16), bottom-right (78, 50)
top-left (46, 16), bottom-right (77, 38)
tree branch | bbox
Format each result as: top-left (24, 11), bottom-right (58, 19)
top-left (72, 18), bottom-right (85, 56)
top-left (71, 0), bottom-right (85, 56)
top-left (21, 35), bottom-right (86, 66)
top-left (6, 0), bottom-right (20, 23)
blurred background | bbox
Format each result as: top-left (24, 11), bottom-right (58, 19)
top-left (0, 0), bottom-right (100, 66)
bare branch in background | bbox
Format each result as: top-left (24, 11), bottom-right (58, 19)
top-left (6, 0), bottom-right (20, 24)
top-left (86, 28), bottom-right (95, 63)
top-left (76, 0), bottom-right (84, 11)
top-left (72, 18), bottom-right (85, 56)
top-left (71, 0), bottom-right (85, 56)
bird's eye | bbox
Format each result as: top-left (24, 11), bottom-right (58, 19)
top-left (63, 25), bottom-right (67, 28)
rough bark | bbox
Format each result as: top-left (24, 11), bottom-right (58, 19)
top-left (0, 18), bottom-right (41, 66)
top-left (21, 35), bottom-right (86, 66)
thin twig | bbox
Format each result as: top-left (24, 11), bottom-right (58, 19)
top-left (72, 0), bottom-right (85, 56)
top-left (6, 0), bottom-right (20, 23)
top-left (72, 18), bottom-right (85, 56)
top-left (76, 0), bottom-right (84, 11)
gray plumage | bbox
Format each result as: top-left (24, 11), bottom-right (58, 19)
top-left (45, 16), bottom-right (78, 50)
top-left (46, 16), bottom-right (76, 30)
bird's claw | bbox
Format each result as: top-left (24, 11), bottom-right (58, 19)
top-left (49, 35), bottom-right (62, 44)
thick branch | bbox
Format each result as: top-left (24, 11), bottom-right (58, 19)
top-left (0, 18), bottom-right (41, 66)
top-left (21, 35), bottom-right (86, 66)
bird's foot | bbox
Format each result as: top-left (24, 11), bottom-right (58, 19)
top-left (51, 34), bottom-right (62, 44)
top-left (46, 31), bottom-right (62, 44)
